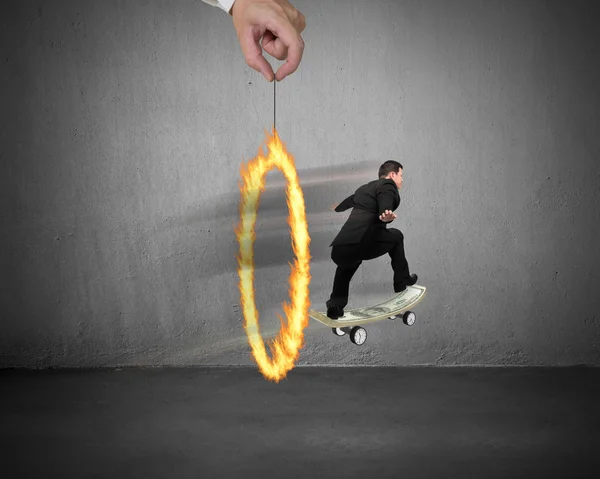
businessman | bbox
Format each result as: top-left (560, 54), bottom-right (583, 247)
top-left (326, 160), bottom-right (418, 319)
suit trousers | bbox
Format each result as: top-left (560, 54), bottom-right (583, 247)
top-left (327, 227), bottom-right (411, 309)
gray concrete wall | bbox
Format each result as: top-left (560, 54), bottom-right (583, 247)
top-left (1, 0), bottom-right (599, 368)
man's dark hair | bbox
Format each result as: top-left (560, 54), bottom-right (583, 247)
top-left (378, 160), bottom-right (403, 178)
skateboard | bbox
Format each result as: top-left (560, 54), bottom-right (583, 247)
top-left (308, 284), bottom-right (427, 345)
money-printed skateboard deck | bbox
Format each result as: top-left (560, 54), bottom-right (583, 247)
top-left (308, 284), bottom-right (427, 345)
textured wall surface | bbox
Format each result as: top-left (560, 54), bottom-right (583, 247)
top-left (1, 0), bottom-right (599, 368)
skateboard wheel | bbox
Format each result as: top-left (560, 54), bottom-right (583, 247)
top-left (350, 326), bottom-right (367, 345)
top-left (332, 327), bottom-right (346, 336)
top-left (403, 311), bottom-right (416, 326)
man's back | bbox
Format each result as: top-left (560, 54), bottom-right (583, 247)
top-left (330, 178), bottom-right (400, 246)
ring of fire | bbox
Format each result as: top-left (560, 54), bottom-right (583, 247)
top-left (235, 129), bottom-right (311, 383)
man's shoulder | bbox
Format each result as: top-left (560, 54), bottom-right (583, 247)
top-left (355, 178), bottom-right (397, 196)
top-left (360, 178), bottom-right (394, 188)
top-left (376, 178), bottom-right (397, 191)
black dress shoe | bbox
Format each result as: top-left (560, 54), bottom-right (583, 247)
top-left (326, 304), bottom-right (344, 319)
top-left (394, 274), bottom-right (418, 293)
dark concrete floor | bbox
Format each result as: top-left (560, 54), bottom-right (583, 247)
top-left (1, 366), bottom-right (599, 479)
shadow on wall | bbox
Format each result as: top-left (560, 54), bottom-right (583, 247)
top-left (110, 273), bottom-right (402, 367)
top-left (155, 160), bottom-right (390, 278)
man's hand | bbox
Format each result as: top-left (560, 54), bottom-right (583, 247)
top-left (231, 0), bottom-right (306, 82)
top-left (379, 210), bottom-right (397, 223)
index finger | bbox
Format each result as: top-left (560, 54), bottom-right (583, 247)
top-left (265, 18), bottom-right (304, 80)
top-left (240, 25), bottom-right (276, 81)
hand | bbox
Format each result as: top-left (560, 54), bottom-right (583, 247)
top-left (231, 0), bottom-right (306, 82)
top-left (379, 210), bottom-right (397, 223)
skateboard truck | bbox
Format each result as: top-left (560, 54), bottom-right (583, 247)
top-left (388, 310), bottom-right (416, 326)
top-left (331, 310), bottom-right (416, 345)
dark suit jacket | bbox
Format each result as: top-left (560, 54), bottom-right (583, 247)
top-left (330, 178), bottom-right (400, 246)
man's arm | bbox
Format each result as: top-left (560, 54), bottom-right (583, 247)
top-left (334, 195), bottom-right (355, 212)
top-left (376, 182), bottom-right (399, 216)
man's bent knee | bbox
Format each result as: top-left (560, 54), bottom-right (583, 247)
top-left (388, 228), bottom-right (404, 241)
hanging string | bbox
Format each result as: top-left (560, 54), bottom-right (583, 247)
top-left (273, 79), bottom-right (276, 132)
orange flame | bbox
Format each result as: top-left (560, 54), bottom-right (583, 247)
top-left (235, 128), bottom-right (312, 383)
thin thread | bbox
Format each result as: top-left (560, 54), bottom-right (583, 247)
top-left (274, 79), bottom-right (276, 131)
